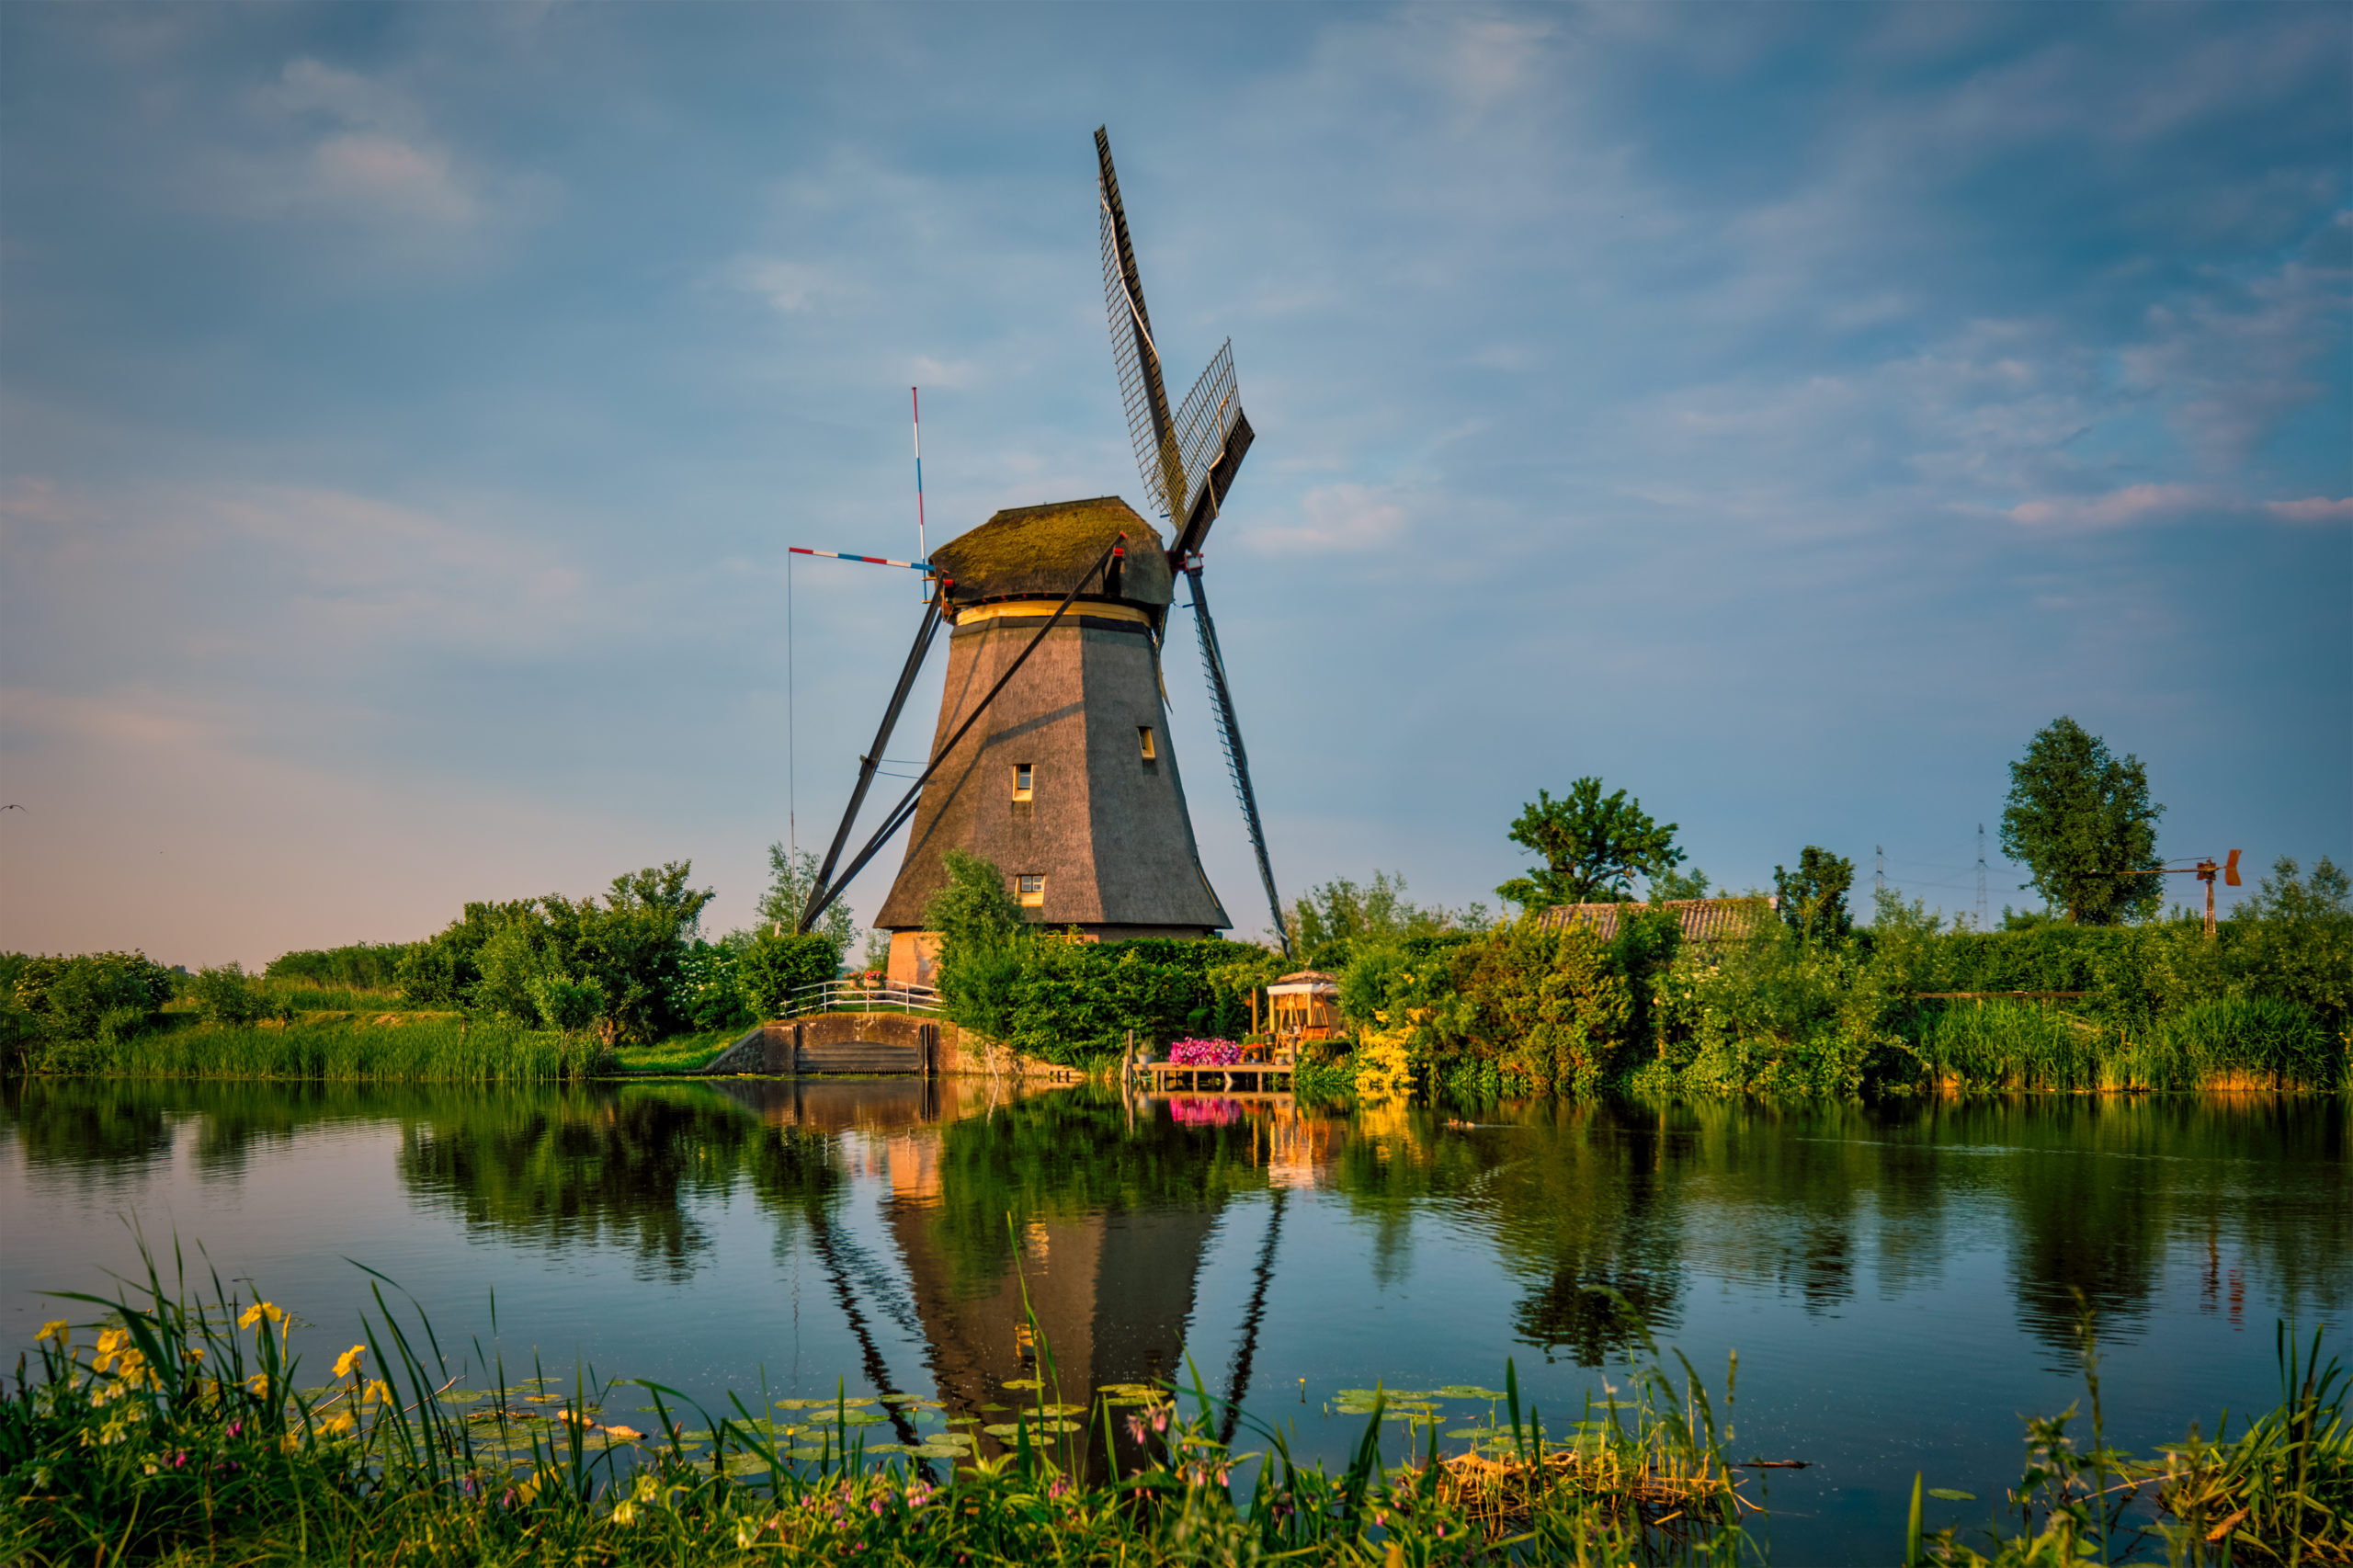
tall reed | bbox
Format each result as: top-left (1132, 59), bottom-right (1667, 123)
top-left (37, 1017), bottom-right (605, 1083)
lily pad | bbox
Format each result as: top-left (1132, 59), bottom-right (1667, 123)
top-left (982, 1420), bottom-right (1081, 1437)
top-left (1002, 1378), bottom-right (1043, 1391)
top-left (1438, 1387), bottom-right (1505, 1401)
top-left (1928, 1489), bottom-right (1977, 1502)
top-left (908, 1443), bottom-right (968, 1460)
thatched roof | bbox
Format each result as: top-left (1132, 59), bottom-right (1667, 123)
top-left (1270, 970), bottom-right (1339, 992)
top-left (934, 496), bottom-right (1173, 608)
top-left (1536, 897), bottom-right (1778, 942)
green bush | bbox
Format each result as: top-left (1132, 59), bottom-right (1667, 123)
top-left (189, 962), bottom-right (271, 1028)
top-left (10, 952), bottom-right (175, 1044)
top-left (736, 933), bottom-right (838, 1019)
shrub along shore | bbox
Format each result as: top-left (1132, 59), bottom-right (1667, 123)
top-left (5, 1244), bottom-right (2346, 1566)
top-left (5, 854), bottom-right (2345, 1097)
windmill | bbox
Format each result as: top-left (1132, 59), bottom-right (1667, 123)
top-left (793, 128), bottom-right (1288, 973)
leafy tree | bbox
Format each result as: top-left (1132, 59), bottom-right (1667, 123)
top-left (926, 850), bottom-right (1027, 1038)
top-left (395, 900), bottom-right (537, 1006)
top-left (1496, 778), bottom-right (1683, 910)
top-left (737, 933), bottom-right (839, 1018)
top-left (1648, 864), bottom-right (1712, 902)
top-left (11, 952), bottom-right (174, 1042)
top-left (2229, 856), bottom-right (2351, 1036)
top-left (1774, 847), bottom-right (1856, 944)
top-left (541, 861), bottom-right (717, 1045)
top-left (759, 842), bottom-right (856, 960)
top-left (190, 962), bottom-right (269, 1027)
top-left (1999, 717), bottom-right (2165, 924)
top-left (1286, 870), bottom-right (1489, 971)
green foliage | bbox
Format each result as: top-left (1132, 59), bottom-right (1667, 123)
top-left (997, 938), bottom-right (1274, 1065)
top-left (926, 850), bottom-right (1029, 1039)
top-left (1651, 924), bottom-right (1900, 1096)
top-left (734, 933), bottom-right (840, 1019)
top-left (1459, 919), bottom-right (1633, 1096)
top-left (11, 951), bottom-right (175, 1046)
top-left (16, 1014), bottom-right (608, 1081)
top-left (1774, 846), bottom-right (1855, 944)
top-left (395, 899), bottom-right (538, 1007)
top-left (1283, 870), bottom-right (1489, 972)
top-left (1496, 778), bottom-right (1683, 910)
top-left (760, 841), bottom-right (857, 958)
top-left (1647, 863), bottom-right (1713, 902)
top-left (2229, 856), bottom-right (2352, 1038)
top-left (540, 862), bottom-right (718, 1046)
top-left (264, 941), bottom-right (413, 990)
top-left (189, 962), bottom-right (274, 1028)
top-left (1999, 716), bottom-right (2165, 924)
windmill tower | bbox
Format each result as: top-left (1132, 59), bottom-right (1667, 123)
top-left (798, 129), bottom-right (1287, 976)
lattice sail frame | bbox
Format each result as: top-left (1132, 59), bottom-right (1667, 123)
top-left (1100, 198), bottom-right (1242, 527)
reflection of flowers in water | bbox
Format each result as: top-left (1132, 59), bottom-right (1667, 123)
top-left (1167, 1038), bottom-right (1243, 1066)
top-left (1167, 1097), bottom-right (1244, 1128)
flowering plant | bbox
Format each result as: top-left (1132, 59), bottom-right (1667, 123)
top-left (1168, 1097), bottom-right (1244, 1127)
top-left (1166, 1038), bottom-right (1243, 1066)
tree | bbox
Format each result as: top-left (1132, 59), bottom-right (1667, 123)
top-left (759, 842), bottom-right (856, 960)
top-left (925, 850), bottom-right (1027, 1039)
top-left (542, 861), bottom-right (717, 1043)
top-left (1774, 847), bottom-right (1855, 944)
top-left (1649, 864), bottom-right (1712, 902)
top-left (1999, 718), bottom-right (2165, 924)
top-left (1495, 778), bottom-right (1683, 910)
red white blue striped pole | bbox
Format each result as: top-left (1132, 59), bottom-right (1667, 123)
top-left (912, 386), bottom-right (927, 565)
top-left (788, 546), bottom-right (930, 571)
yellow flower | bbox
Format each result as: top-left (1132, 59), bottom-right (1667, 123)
top-left (600, 1424), bottom-right (643, 1441)
top-left (332, 1345), bottom-right (368, 1379)
top-left (362, 1379), bottom-right (392, 1405)
top-left (237, 1301), bottom-right (284, 1332)
top-left (36, 1320), bottom-right (69, 1346)
top-left (319, 1412), bottom-right (357, 1436)
top-left (610, 1500), bottom-right (638, 1527)
top-left (183, 1346), bottom-right (206, 1362)
top-left (246, 1374), bottom-right (271, 1396)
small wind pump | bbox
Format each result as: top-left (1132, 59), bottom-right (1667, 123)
top-left (2165, 850), bottom-right (2244, 940)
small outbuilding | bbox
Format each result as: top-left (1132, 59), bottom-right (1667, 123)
top-left (1264, 970), bottom-right (1341, 1046)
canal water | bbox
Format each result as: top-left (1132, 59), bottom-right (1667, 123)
top-left (3, 1077), bottom-right (2344, 1562)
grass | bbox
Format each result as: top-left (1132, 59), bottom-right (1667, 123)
top-left (28, 1016), bottom-right (607, 1083)
top-left (1915, 996), bottom-right (2340, 1094)
top-left (611, 1025), bottom-right (756, 1075)
top-left (1, 1238), bottom-right (1756, 1567)
top-left (6, 1244), bottom-right (2344, 1567)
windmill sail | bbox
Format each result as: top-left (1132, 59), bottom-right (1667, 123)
top-left (1096, 125), bottom-right (1289, 957)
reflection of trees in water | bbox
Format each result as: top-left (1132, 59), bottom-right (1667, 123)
top-left (397, 1085), bottom-right (840, 1282)
top-left (926, 1091), bottom-right (1266, 1294)
top-left (6, 1078), bottom-right (174, 1170)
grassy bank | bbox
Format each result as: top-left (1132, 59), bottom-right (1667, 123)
top-left (6, 1250), bottom-right (2345, 1566)
top-left (24, 1014), bottom-right (608, 1083)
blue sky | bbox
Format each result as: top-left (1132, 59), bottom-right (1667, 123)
top-left (3, 2), bottom-right (2347, 964)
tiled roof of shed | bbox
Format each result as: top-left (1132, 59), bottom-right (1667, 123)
top-left (1536, 896), bottom-right (1779, 942)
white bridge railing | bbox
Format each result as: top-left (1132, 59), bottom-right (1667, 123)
top-left (779, 979), bottom-right (942, 1019)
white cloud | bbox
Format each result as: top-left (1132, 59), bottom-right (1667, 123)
top-left (729, 256), bottom-right (866, 316)
top-left (2007, 484), bottom-right (2205, 528)
top-left (2266, 495), bottom-right (2353, 524)
top-left (1244, 483), bottom-right (1410, 553)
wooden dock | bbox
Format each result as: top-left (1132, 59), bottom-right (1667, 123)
top-left (1140, 1062), bottom-right (1293, 1094)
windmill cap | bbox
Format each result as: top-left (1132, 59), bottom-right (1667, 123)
top-left (934, 496), bottom-right (1173, 608)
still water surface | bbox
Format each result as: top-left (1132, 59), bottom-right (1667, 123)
top-left (3, 1078), bottom-right (2345, 1562)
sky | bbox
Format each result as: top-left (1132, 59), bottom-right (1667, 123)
top-left (2, 1), bottom-right (2347, 966)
